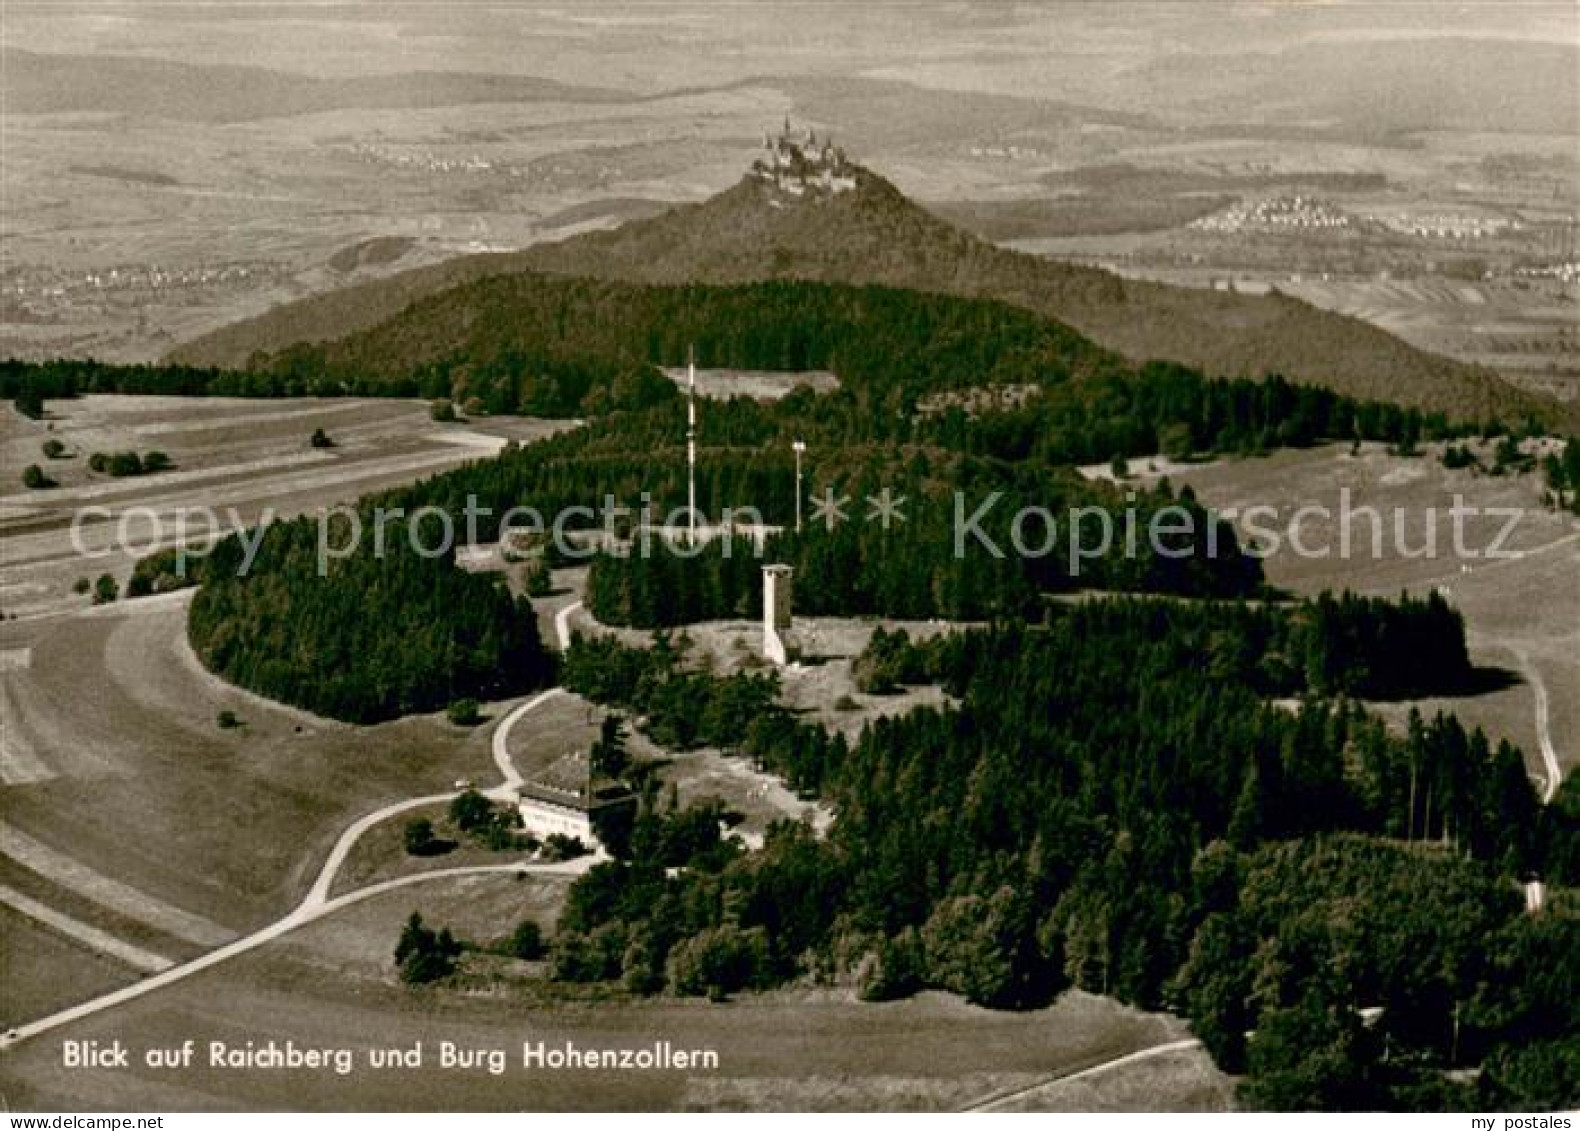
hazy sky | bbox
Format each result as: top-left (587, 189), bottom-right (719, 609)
top-left (3, 2), bottom-right (1575, 96)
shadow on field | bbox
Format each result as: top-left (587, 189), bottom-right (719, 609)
top-left (1357, 664), bottom-right (1521, 702)
top-left (1456, 664), bottom-right (1524, 697)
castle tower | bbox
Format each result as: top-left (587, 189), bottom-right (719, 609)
top-left (762, 564), bottom-right (793, 666)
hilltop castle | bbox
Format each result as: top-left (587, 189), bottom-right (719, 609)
top-left (750, 118), bottom-right (857, 197)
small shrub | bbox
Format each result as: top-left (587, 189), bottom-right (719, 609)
top-left (40, 438), bottom-right (66, 459)
top-left (87, 450), bottom-right (170, 477)
top-left (430, 398), bottom-right (457, 423)
top-left (449, 789), bottom-right (494, 833)
top-left (1159, 421), bottom-right (1194, 460)
top-left (1493, 435), bottom-right (1533, 475)
top-left (216, 709), bottom-right (242, 729)
top-left (408, 817), bottom-right (457, 857)
top-left (506, 919), bottom-right (544, 960)
top-left (542, 834), bottom-right (588, 862)
top-left (106, 451), bottom-right (143, 477)
top-left (394, 912), bottom-right (461, 984)
top-left (309, 428), bottom-right (335, 449)
top-left (446, 698), bottom-right (482, 726)
top-left (857, 927), bottom-right (924, 1002)
top-left (525, 560), bottom-right (553, 597)
top-left (666, 924), bottom-right (771, 999)
top-left (92, 574), bottom-right (118, 605)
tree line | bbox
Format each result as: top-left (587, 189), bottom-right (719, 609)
top-left (856, 588), bottom-right (1472, 703)
top-left (928, 363), bottom-right (1505, 467)
top-left (583, 467), bottom-right (1262, 626)
top-left (188, 516), bottom-right (554, 723)
top-left (5, 268), bottom-right (1529, 467)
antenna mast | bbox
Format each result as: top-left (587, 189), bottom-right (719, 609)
top-left (687, 344), bottom-right (697, 543)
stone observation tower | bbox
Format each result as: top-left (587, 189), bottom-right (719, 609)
top-left (762, 564), bottom-right (793, 666)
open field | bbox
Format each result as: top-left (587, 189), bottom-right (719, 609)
top-left (1052, 262), bottom-right (1580, 405)
top-left (1174, 442), bottom-right (1580, 783)
top-left (0, 598), bottom-right (509, 995)
top-left (300, 870), bottom-right (576, 971)
top-left (659, 367), bottom-right (839, 401)
top-left (0, 396), bottom-right (573, 618)
top-left (0, 908), bottom-right (138, 1027)
top-left (982, 1045), bottom-right (1235, 1113)
top-left (0, 868), bottom-right (1220, 1111)
top-left (1270, 275), bottom-right (1577, 405)
top-left (324, 799), bottom-right (536, 898)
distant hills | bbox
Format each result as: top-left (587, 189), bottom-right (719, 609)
top-left (171, 157), bottom-right (1570, 429)
top-left (0, 49), bottom-right (622, 123)
top-left (1120, 37), bottom-right (1578, 138)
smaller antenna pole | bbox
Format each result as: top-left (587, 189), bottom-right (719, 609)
top-left (687, 344), bottom-right (697, 543)
top-left (792, 440), bottom-right (806, 534)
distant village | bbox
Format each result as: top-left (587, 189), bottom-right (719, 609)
top-left (1191, 194), bottom-right (1538, 244)
top-left (1190, 195), bottom-right (1354, 235)
top-left (750, 120), bottom-right (858, 197)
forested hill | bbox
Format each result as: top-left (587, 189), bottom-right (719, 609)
top-left (245, 274), bottom-right (1122, 413)
top-left (168, 159), bottom-right (1568, 430)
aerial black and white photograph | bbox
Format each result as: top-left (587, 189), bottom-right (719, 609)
top-left (0, 0), bottom-right (1576, 1116)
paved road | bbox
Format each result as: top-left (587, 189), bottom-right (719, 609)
top-left (0, 686), bottom-right (571, 1051)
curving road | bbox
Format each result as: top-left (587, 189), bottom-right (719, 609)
top-left (1512, 648), bottom-right (1562, 805)
top-left (488, 687), bottom-right (564, 794)
top-left (1470, 634), bottom-right (1564, 807)
top-left (0, 685), bottom-right (574, 1051)
top-left (554, 598), bottom-right (583, 651)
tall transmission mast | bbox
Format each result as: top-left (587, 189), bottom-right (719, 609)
top-left (687, 343), bottom-right (697, 543)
